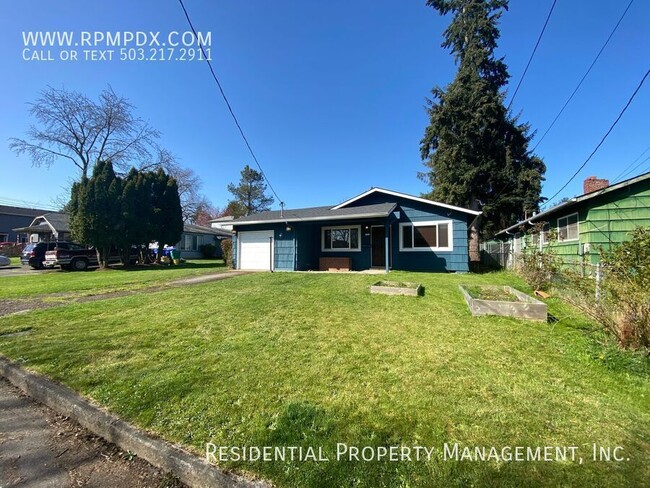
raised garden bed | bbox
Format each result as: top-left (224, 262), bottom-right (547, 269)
top-left (459, 285), bottom-right (547, 321)
top-left (370, 281), bottom-right (423, 296)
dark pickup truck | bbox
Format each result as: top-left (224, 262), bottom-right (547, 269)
top-left (44, 245), bottom-right (137, 271)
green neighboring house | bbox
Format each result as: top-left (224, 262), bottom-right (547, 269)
top-left (485, 172), bottom-right (650, 268)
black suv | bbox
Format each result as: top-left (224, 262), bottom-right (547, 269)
top-left (21, 242), bottom-right (75, 269)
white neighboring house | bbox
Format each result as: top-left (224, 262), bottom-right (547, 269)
top-left (12, 212), bottom-right (71, 243)
top-left (176, 223), bottom-right (232, 259)
top-left (209, 216), bottom-right (235, 232)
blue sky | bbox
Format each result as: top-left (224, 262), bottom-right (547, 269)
top-left (0, 0), bottom-right (648, 213)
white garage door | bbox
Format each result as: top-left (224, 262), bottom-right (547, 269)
top-left (238, 230), bottom-right (274, 270)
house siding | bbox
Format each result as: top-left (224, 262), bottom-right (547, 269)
top-left (176, 233), bottom-right (227, 259)
top-left (488, 176), bottom-right (650, 268)
top-left (233, 223), bottom-right (294, 271)
top-left (0, 214), bottom-right (36, 243)
top-left (544, 181), bottom-right (650, 265)
top-left (350, 194), bottom-right (471, 272)
top-left (233, 194), bottom-right (472, 272)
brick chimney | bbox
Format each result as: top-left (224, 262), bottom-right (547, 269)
top-left (583, 176), bottom-right (609, 194)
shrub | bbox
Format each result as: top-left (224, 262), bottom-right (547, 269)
top-left (517, 223), bottom-right (559, 291)
top-left (599, 227), bottom-right (650, 349)
top-left (560, 227), bottom-right (650, 350)
top-left (0, 243), bottom-right (25, 258)
top-left (198, 243), bottom-right (216, 258)
top-left (220, 239), bottom-right (233, 268)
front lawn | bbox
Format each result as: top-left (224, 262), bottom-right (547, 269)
top-left (0, 271), bottom-right (648, 487)
top-left (0, 259), bottom-right (225, 299)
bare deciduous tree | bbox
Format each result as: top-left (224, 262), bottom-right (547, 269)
top-left (10, 85), bottom-right (159, 178)
top-left (11, 85), bottom-right (217, 223)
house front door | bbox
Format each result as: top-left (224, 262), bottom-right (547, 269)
top-left (371, 226), bottom-right (386, 267)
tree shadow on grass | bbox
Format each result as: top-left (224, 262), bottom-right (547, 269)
top-left (109, 261), bottom-right (226, 273)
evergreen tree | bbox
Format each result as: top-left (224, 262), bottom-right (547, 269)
top-left (69, 160), bottom-right (123, 267)
top-left (118, 168), bottom-right (147, 264)
top-left (151, 169), bottom-right (184, 260)
top-left (420, 0), bottom-right (546, 261)
top-left (226, 165), bottom-right (274, 217)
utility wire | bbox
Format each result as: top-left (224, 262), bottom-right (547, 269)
top-left (542, 67), bottom-right (650, 208)
top-left (532, 0), bottom-right (634, 152)
top-left (507, 0), bottom-right (558, 111)
top-left (0, 197), bottom-right (57, 211)
top-left (177, 0), bottom-right (284, 207)
top-left (611, 143), bottom-right (650, 183)
top-left (614, 154), bottom-right (650, 183)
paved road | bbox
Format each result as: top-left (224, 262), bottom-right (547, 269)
top-left (0, 379), bottom-right (177, 487)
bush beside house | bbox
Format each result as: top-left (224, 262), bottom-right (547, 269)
top-left (220, 239), bottom-right (233, 268)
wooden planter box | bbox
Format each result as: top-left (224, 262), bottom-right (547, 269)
top-left (319, 257), bottom-right (351, 272)
top-left (370, 281), bottom-right (423, 296)
top-left (459, 285), bottom-right (547, 321)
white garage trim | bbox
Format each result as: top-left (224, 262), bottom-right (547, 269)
top-left (238, 230), bottom-right (274, 271)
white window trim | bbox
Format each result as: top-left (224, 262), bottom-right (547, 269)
top-left (321, 225), bottom-right (362, 252)
top-left (557, 212), bottom-right (579, 242)
top-left (531, 223), bottom-right (550, 249)
top-left (399, 220), bottom-right (454, 252)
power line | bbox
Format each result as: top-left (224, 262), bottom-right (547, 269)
top-left (532, 0), bottom-right (634, 152)
top-left (177, 0), bottom-right (284, 207)
top-left (507, 0), bottom-right (558, 111)
top-left (614, 154), bottom-right (650, 184)
top-left (0, 196), bottom-right (58, 211)
top-left (542, 67), bottom-right (650, 208)
top-left (611, 143), bottom-right (650, 183)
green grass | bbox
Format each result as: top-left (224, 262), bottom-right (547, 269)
top-left (465, 285), bottom-right (519, 302)
top-left (1, 271), bottom-right (649, 487)
top-left (0, 259), bottom-right (225, 298)
top-left (373, 280), bottom-right (420, 289)
top-left (10, 257), bottom-right (21, 266)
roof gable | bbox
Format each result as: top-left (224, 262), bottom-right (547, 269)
top-left (331, 188), bottom-right (481, 216)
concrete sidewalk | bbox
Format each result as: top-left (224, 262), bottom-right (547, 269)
top-left (0, 379), bottom-right (176, 488)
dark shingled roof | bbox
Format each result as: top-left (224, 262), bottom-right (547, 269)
top-left (0, 205), bottom-right (53, 218)
top-left (41, 212), bottom-right (70, 232)
top-left (11, 212), bottom-right (70, 234)
top-left (233, 202), bottom-right (397, 225)
top-left (183, 223), bottom-right (232, 237)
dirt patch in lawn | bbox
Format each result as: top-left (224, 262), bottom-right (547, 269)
top-left (0, 271), bottom-right (250, 318)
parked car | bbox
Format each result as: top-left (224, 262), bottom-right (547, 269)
top-left (21, 241), bottom-right (67, 269)
top-left (44, 245), bottom-right (139, 271)
top-left (0, 254), bottom-right (10, 267)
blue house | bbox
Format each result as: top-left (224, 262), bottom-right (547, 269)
top-left (231, 188), bottom-right (480, 272)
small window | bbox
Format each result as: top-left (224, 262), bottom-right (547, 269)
top-left (402, 225), bottom-right (412, 248)
top-left (0, 234), bottom-right (8, 242)
top-left (558, 213), bottom-right (579, 241)
top-left (531, 223), bottom-right (550, 246)
top-left (400, 221), bottom-right (453, 251)
top-left (322, 226), bottom-right (361, 251)
top-left (182, 234), bottom-right (193, 251)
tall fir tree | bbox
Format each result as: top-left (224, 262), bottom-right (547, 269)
top-left (420, 0), bottom-right (546, 261)
top-left (226, 165), bottom-right (274, 217)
